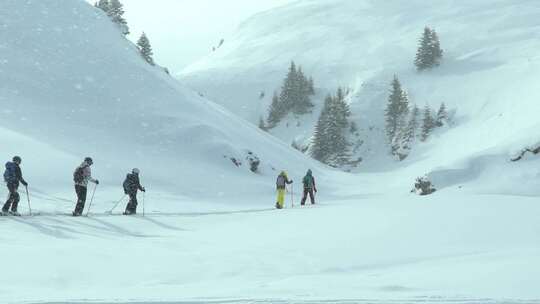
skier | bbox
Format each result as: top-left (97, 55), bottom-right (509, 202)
top-left (122, 168), bottom-right (145, 215)
top-left (2, 156), bottom-right (28, 216)
top-left (300, 169), bottom-right (317, 205)
top-left (72, 157), bottom-right (99, 216)
top-left (275, 171), bottom-right (292, 209)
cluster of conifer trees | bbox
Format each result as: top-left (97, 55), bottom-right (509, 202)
top-left (95, 0), bottom-right (155, 66)
top-left (95, 0), bottom-right (129, 35)
top-left (414, 27), bottom-right (443, 71)
top-left (264, 62), bottom-right (315, 129)
top-left (310, 88), bottom-right (352, 167)
top-left (384, 76), bottom-right (449, 160)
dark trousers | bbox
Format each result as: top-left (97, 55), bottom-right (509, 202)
top-left (125, 192), bottom-right (138, 214)
top-left (300, 188), bottom-right (315, 205)
top-left (3, 183), bottom-right (20, 212)
top-left (73, 185), bottom-right (88, 215)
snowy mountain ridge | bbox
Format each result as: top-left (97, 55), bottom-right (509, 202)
top-left (180, 0), bottom-right (540, 191)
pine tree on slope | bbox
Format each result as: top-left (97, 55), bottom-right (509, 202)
top-left (430, 29), bottom-right (443, 67)
top-left (327, 88), bottom-right (351, 166)
top-left (385, 76), bottom-right (409, 148)
top-left (108, 0), bottom-right (129, 35)
top-left (137, 32), bottom-right (154, 65)
top-left (96, 0), bottom-right (110, 13)
top-left (266, 92), bottom-right (284, 128)
top-left (292, 66), bottom-right (313, 115)
top-left (310, 95), bottom-right (333, 163)
top-left (308, 76), bottom-right (315, 95)
top-left (393, 104), bottom-right (420, 160)
top-left (415, 27), bottom-right (443, 71)
top-left (435, 102), bottom-right (448, 127)
top-left (311, 89), bottom-right (351, 167)
top-left (279, 61), bottom-right (298, 112)
top-left (421, 105), bottom-right (435, 141)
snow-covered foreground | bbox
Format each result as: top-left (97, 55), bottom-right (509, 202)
top-left (2, 179), bottom-right (539, 303)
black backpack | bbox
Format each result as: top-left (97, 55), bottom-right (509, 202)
top-left (4, 162), bottom-right (18, 184)
top-left (73, 165), bottom-right (87, 183)
top-left (122, 174), bottom-right (130, 193)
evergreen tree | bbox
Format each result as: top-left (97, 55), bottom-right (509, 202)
top-left (266, 92), bottom-right (284, 128)
top-left (96, 0), bottom-right (110, 13)
top-left (385, 76), bottom-right (409, 146)
top-left (393, 104), bottom-right (420, 160)
top-left (421, 105), bottom-right (435, 141)
top-left (435, 102), bottom-right (448, 127)
top-left (279, 61), bottom-right (297, 111)
top-left (137, 32), bottom-right (154, 65)
top-left (292, 66), bottom-right (313, 115)
top-left (327, 87), bottom-right (351, 166)
top-left (308, 76), bottom-right (315, 95)
top-left (430, 30), bottom-right (443, 67)
top-left (278, 62), bottom-right (314, 116)
top-left (310, 95), bottom-right (332, 163)
top-left (415, 27), bottom-right (443, 71)
top-left (311, 89), bottom-right (351, 167)
top-left (108, 0), bottom-right (129, 35)
top-left (409, 104), bottom-right (420, 139)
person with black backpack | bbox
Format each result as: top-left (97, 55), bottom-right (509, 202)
top-left (122, 168), bottom-right (145, 215)
top-left (300, 169), bottom-right (317, 205)
top-left (2, 156), bottom-right (28, 216)
top-left (275, 171), bottom-right (292, 209)
top-left (72, 157), bottom-right (99, 216)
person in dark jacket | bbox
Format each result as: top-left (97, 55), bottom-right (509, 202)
top-left (2, 156), bottom-right (28, 215)
top-left (300, 169), bottom-right (317, 205)
top-left (123, 168), bottom-right (145, 215)
top-left (72, 157), bottom-right (99, 216)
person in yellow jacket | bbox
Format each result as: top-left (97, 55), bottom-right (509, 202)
top-left (275, 171), bottom-right (293, 209)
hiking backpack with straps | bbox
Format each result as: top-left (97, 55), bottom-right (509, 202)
top-left (73, 165), bottom-right (87, 183)
top-left (303, 174), bottom-right (314, 189)
top-left (3, 162), bottom-right (18, 184)
top-left (276, 175), bottom-right (286, 188)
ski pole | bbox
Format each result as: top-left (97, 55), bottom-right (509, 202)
top-left (290, 183), bottom-right (294, 208)
top-left (86, 183), bottom-right (98, 217)
top-left (108, 194), bottom-right (126, 214)
top-left (25, 186), bottom-right (32, 216)
top-left (142, 191), bottom-right (145, 217)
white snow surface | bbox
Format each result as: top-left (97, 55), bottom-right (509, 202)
top-left (1, 0), bottom-right (539, 303)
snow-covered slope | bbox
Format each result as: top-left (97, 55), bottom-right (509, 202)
top-left (1, 1), bottom-right (540, 303)
top-left (0, 0), bottom-right (323, 204)
top-left (179, 0), bottom-right (540, 186)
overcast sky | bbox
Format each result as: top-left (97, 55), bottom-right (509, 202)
top-left (91, 0), bottom-right (293, 72)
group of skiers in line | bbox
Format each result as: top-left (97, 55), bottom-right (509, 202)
top-left (3, 155), bottom-right (317, 216)
top-left (2, 156), bottom-right (146, 216)
top-left (275, 169), bottom-right (317, 209)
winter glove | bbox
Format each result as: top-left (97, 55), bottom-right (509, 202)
top-left (95, 179), bottom-right (100, 185)
top-left (22, 181), bottom-right (28, 187)
top-left (142, 187), bottom-right (146, 192)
